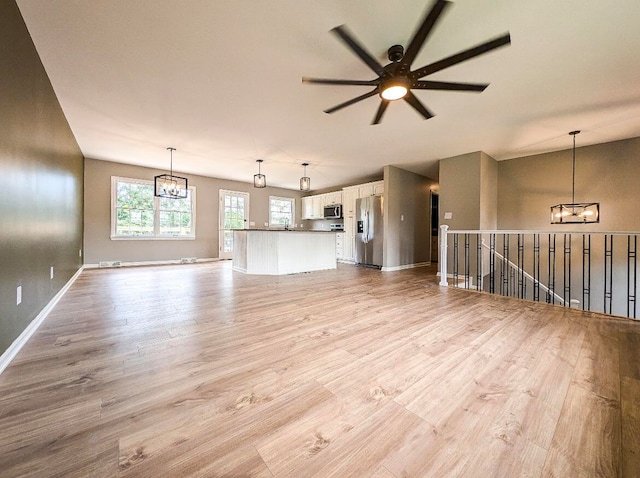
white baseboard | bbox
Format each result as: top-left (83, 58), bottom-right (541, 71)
top-left (0, 266), bottom-right (84, 376)
top-left (381, 262), bottom-right (430, 272)
top-left (84, 257), bottom-right (220, 269)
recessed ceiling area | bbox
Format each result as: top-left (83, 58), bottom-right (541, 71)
top-left (16, 0), bottom-right (640, 190)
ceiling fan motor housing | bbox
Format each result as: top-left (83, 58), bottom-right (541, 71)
top-left (388, 44), bottom-right (404, 62)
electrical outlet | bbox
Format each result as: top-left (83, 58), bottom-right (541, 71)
top-left (400, 214), bottom-right (404, 221)
top-left (79, 249), bottom-right (82, 258)
top-left (16, 286), bottom-right (22, 305)
top-left (50, 266), bottom-right (54, 279)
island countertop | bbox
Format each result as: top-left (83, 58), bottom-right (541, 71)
top-left (241, 229), bottom-right (337, 233)
top-left (232, 229), bottom-right (337, 275)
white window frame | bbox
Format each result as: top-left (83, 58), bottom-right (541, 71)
top-left (111, 176), bottom-right (196, 240)
top-left (269, 196), bottom-right (295, 229)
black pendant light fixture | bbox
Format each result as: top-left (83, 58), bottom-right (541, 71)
top-left (550, 131), bottom-right (599, 224)
top-left (254, 159), bottom-right (266, 188)
top-left (154, 147), bottom-right (188, 199)
top-left (300, 163), bottom-right (311, 191)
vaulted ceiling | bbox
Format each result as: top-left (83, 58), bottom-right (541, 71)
top-left (16, 0), bottom-right (640, 190)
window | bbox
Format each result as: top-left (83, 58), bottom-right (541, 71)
top-left (269, 196), bottom-right (295, 228)
top-left (111, 176), bottom-right (195, 239)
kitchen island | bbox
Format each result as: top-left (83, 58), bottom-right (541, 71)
top-left (232, 230), bottom-right (337, 275)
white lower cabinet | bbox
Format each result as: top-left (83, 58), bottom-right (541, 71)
top-left (336, 233), bottom-right (344, 259)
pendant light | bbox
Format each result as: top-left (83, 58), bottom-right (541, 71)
top-left (550, 131), bottom-right (599, 224)
top-left (300, 163), bottom-right (311, 191)
top-left (254, 159), bottom-right (266, 188)
top-left (154, 147), bottom-right (188, 199)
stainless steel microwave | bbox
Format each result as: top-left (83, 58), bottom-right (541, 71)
top-left (324, 204), bottom-right (342, 219)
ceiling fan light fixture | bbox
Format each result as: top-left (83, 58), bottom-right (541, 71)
top-left (380, 77), bottom-right (410, 101)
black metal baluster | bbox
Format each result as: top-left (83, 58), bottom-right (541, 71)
top-left (628, 235), bottom-right (637, 319)
top-left (582, 234), bottom-right (591, 311)
top-left (476, 235), bottom-right (482, 291)
top-left (533, 234), bottom-right (540, 302)
top-left (453, 233), bottom-right (459, 288)
top-left (502, 234), bottom-right (510, 296)
top-left (548, 234), bottom-right (556, 304)
top-left (517, 234), bottom-right (526, 299)
top-left (604, 235), bottom-right (613, 314)
top-left (489, 234), bottom-right (496, 294)
top-left (563, 234), bottom-right (571, 307)
top-left (464, 234), bottom-right (470, 289)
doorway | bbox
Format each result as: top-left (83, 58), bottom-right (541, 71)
top-left (219, 190), bottom-right (250, 259)
top-left (430, 192), bottom-right (439, 262)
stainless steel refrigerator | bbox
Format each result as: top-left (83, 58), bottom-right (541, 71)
top-left (355, 195), bottom-right (383, 268)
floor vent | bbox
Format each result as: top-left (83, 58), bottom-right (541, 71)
top-left (180, 257), bottom-right (198, 264)
top-left (99, 261), bottom-right (122, 268)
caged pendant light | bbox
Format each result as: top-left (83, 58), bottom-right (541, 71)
top-left (550, 131), bottom-right (599, 224)
top-left (300, 163), bottom-right (311, 191)
top-left (154, 147), bottom-right (188, 199)
top-left (254, 159), bottom-right (266, 188)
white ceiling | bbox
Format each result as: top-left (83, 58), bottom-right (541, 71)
top-left (16, 0), bottom-right (640, 191)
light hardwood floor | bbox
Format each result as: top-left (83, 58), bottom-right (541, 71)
top-left (0, 261), bottom-right (638, 477)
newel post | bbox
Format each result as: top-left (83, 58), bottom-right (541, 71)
top-left (439, 224), bottom-right (449, 286)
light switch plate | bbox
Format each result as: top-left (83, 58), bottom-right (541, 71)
top-left (444, 212), bottom-right (453, 219)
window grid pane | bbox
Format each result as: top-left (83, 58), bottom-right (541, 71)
top-left (269, 197), bottom-right (294, 227)
top-left (113, 177), bottom-right (195, 238)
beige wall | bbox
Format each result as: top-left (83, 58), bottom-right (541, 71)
top-left (383, 165), bottom-right (436, 269)
top-left (84, 158), bottom-right (304, 264)
top-left (1, 0), bottom-right (84, 354)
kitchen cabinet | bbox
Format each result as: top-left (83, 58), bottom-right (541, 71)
top-left (301, 196), bottom-right (313, 220)
top-left (301, 191), bottom-right (344, 219)
top-left (336, 232), bottom-right (344, 259)
top-left (312, 196), bottom-right (323, 218)
top-left (325, 191), bottom-right (342, 206)
top-left (342, 187), bottom-right (358, 215)
top-left (373, 181), bottom-right (385, 196)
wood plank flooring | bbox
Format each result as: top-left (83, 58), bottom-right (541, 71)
top-left (0, 261), bottom-right (638, 477)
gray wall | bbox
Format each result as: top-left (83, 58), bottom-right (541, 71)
top-left (84, 158), bottom-right (305, 264)
top-left (498, 136), bottom-right (640, 231)
top-left (0, 0), bottom-right (84, 354)
top-left (479, 152), bottom-right (498, 230)
top-left (439, 152), bottom-right (483, 230)
top-left (383, 165), bottom-right (436, 268)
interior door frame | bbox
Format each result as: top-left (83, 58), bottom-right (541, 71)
top-left (219, 189), bottom-right (250, 259)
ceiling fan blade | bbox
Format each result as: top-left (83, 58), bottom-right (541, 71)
top-left (403, 0), bottom-right (452, 67)
top-left (413, 80), bottom-right (488, 92)
top-left (371, 101), bottom-right (389, 125)
top-left (331, 25), bottom-right (385, 76)
top-left (403, 92), bottom-right (434, 120)
top-left (411, 33), bottom-right (511, 80)
top-left (302, 77), bottom-right (378, 86)
top-left (324, 88), bottom-right (379, 114)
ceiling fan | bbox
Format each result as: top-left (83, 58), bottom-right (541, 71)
top-left (302, 0), bottom-right (511, 125)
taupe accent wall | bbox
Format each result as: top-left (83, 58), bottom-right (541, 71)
top-left (383, 165), bottom-right (436, 269)
top-left (84, 158), bottom-right (305, 264)
top-left (1, 1), bottom-right (84, 354)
